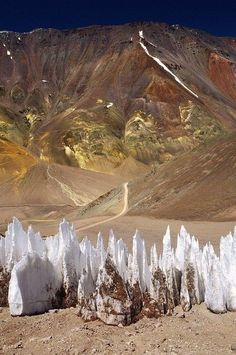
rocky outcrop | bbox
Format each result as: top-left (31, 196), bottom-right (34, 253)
top-left (0, 266), bottom-right (10, 306)
top-left (209, 52), bottom-right (236, 101)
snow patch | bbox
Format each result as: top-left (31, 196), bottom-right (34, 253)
top-left (139, 30), bottom-right (144, 39)
top-left (139, 30), bottom-right (199, 99)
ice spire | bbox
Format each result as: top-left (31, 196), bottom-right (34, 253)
top-left (0, 218), bottom-right (235, 322)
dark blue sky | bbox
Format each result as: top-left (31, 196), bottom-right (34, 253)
top-left (1, 0), bottom-right (236, 36)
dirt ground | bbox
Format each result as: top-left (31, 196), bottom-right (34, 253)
top-left (1, 304), bottom-right (236, 355)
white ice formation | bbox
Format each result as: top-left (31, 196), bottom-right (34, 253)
top-left (138, 30), bottom-right (199, 99)
top-left (0, 218), bottom-right (236, 325)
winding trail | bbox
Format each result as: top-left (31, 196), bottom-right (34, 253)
top-left (77, 182), bottom-right (129, 232)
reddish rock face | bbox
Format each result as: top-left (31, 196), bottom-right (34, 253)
top-left (209, 52), bottom-right (236, 101)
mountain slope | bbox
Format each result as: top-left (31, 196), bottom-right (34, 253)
top-left (127, 134), bottom-right (236, 221)
top-left (0, 23), bottom-right (235, 173)
top-left (0, 22), bottom-right (235, 224)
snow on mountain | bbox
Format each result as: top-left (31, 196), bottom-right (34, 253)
top-left (139, 30), bottom-right (199, 98)
top-left (0, 218), bottom-right (236, 324)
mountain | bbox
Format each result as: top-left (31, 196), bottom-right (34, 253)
top-left (0, 22), bottom-right (235, 229)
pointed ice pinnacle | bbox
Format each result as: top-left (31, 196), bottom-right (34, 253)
top-left (1, 218), bottom-right (236, 322)
top-left (8, 252), bottom-right (59, 315)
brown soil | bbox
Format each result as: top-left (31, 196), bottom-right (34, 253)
top-left (0, 304), bottom-right (236, 355)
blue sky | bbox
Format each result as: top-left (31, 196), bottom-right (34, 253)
top-left (1, 0), bottom-right (235, 36)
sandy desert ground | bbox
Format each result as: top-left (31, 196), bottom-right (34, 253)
top-left (1, 303), bottom-right (236, 355)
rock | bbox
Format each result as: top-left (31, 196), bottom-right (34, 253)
top-left (176, 312), bottom-right (185, 318)
top-left (105, 340), bottom-right (112, 347)
top-left (155, 322), bottom-right (162, 328)
top-left (40, 336), bottom-right (53, 343)
top-left (0, 267), bottom-right (10, 307)
top-left (29, 337), bottom-right (37, 342)
top-left (125, 332), bottom-right (133, 337)
top-left (126, 340), bottom-right (136, 352)
top-left (95, 257), bottom-right (132, 325)
top-left (72, 350), bottom-right (85, 355)
top-left (14, 340), bottom-right (23, 349)
top-left (3, 341), bottom-right (24, 350)
top-left (49, 309), bottom-right (58, 314)
top-left (231, 343), bottom-right (236, 351)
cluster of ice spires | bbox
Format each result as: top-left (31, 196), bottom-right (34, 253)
top-left (0, 218), bottom-right (236, 325)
